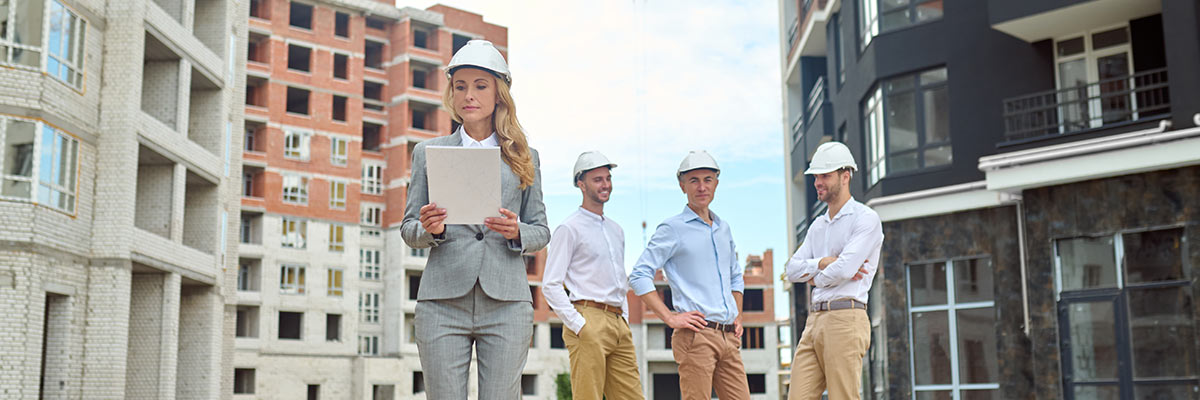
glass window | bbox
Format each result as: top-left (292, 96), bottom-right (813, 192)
top-left (281, 217), bottom-right (307, 249)
top-left (0, 0), bottom-right (45, 68)
top-left (361, 204), bottom-right (382, 227)
top-left (329, 180), bottom-right (346, 209)
top-left (360, 248), bottom-right (380, 280)
top-left (280, 263), bottom-right (306, 294)
top-left (1055, 228), bottom-right (1196, 399)
top-left (0, 117), bottom-right (80, 212)
top-left (284, 130), bottom-right (311, 160)
top-left (863, 67), bottom-right (950, 186)
top-left (330, 137), bottom-right (348, 166)
top-left (358, 335), bottom-right (378, 355)
top-left (861, 0), bottom-right (942, 48)
top-left (360, 291), bottom-right (380, 323)
top-left (46, 0), bottom-right (86, 88)
top-left (362, 164), bottom-right (383, 194)
top-left (327, 268), bottom-right (343, 296)
top-left (328, 224), bottom-right (344, 252)
top-left (38, 125), bottom-right (78, 212)
top-left (908, 258), bottom-right (998, 398)
top-left (282, 174), bottom-right (308, 204)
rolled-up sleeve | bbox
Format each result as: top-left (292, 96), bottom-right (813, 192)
top-left (728, 238), bottom-right (744, 293)
top-left (785, 238), bottom-right (821, 283)
top-left (629, 224), bottom-right (677, 296)
top-left (812, 213), bottom-right (883, 288)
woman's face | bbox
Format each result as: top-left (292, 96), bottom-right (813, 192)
top-left (451, 67), bottom-right (498, 126)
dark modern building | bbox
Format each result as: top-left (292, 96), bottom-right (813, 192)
top-left (778, 0), bottom-right (1200, 398)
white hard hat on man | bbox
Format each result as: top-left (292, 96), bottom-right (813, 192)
top-left (677, 150), bottom-right (720, 178)
top-left (805, 142), bottom-right (858, 175)
top-left (573, 151), bottom-right (618, 187)
top-left (445, 39), bottom-right (511, 84)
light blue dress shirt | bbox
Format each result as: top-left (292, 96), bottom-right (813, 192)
top-left (629, 206), bottom-right (744, 324)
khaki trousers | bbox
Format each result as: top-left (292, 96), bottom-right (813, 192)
top-left (671, 327), bottom-right (750, 400)
top-left (788, 308), bottom-right (871, 400)
top-left (562, 305), bottom-right (644, 400)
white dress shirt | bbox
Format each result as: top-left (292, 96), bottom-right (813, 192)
top-left (785, 198), bottom-right (884, 304)
top-left (459, 126), bottom-right (499, 148)
top-left (542, 207), bottom-right (628, 334)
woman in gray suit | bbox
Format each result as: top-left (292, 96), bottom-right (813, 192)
top-left (401, 39), bottom-right (550, 399)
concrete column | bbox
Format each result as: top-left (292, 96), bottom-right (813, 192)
top-left (171, 164), bottom-right (187, 242)
top-left (80, 260), bottom-right (133, 399)
top-left (125, 271), bottom-right (180, 399)
top-left (177, 284), bottom-right (220, 400)
top-left (91, 0), bottom-right (147, 259)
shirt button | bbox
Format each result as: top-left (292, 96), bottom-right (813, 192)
top-left (475, 232), bottom-right (484, 241)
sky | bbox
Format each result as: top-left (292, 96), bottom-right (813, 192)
top-left (406, 0), bottom-right (793, 318)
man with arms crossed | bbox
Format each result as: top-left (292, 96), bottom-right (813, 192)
top-left (785, 142), bottom-right (883, 399)
top-left (542, 151), bottom-right (643, 399)
top-left (630, 150), bottom-right (750, 400)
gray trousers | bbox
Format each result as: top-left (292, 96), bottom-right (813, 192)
top-left (415, 283), bottom-right (533, 400)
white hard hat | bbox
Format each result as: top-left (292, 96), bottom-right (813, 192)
top-left (445, 40), bottom-right (511, 84)
top-left (805, 141), bottom-right (858, 175)
top-left (677, 150), bottom-right (720, 178)
top-left (573, 151), bottom-right (617, 187)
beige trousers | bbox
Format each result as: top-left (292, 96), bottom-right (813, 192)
top-left (788, 308), bottom-right (871, 400)
top-left (562, 305), bottom-right (644, 400)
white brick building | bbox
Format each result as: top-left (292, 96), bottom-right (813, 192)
top-left (0, 0), bottom-right (246, 398)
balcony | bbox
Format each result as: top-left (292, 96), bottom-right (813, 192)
top-left (1002, 68), bottom-right (1169, 142)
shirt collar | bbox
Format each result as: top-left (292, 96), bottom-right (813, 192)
top-left (824, 197), bottom-right (861, 222)
top-left (680, 206), bottom-right (720, 227)
top-left (457, 125), bottom-right (499, 148)
top-left (577, 207), bottom-right (605, 222)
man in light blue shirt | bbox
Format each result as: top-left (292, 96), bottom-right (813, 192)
top-left (629, 150), bottom-right (750, 400)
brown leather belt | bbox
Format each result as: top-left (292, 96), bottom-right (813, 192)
top-left (811, 299), bottom-right (868, 312)
top-left (705, 321), bottom-right (738, 333)
top-left (573, 300), bottom-right (621, 315)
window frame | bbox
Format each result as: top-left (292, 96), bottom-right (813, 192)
top-left (360, 291), bottom-right (380, 323)
top-left (859, 0), bottom-right (943, 50)
top-left (330, 137), bottom-right (348, 166)
top-left (0, 116), bottom-right (81, 214)
top-left (906, 256), bottom-right (1000, 398)
top-left (280, 217), bottom-right (307, 249)
top-left (361, 203), bottom-right (382, 227)
top-left (358, 335), bottom-right (379, 355)
top-left (327, 267), bottom-right (343, 297)
top-left (862, 67), bottom-right (951, 188)
top-left (327, 223), bottom-right (344, 252)
top-left (328, 179), bottom-right (347, 209)
top-left (45, 0), bottom-right (87, 90)
top-left (280, 263), bottom-right (307, 294)
top-left (361, 163), bottom-right (383, 195)
top-left (283, 129), bottom-right (312, 160)
top-left (1053, 226), bottom-right (1197, 399)
top-left (281, 173), bottom-right (309, 204)
top-left (360, 248), bottom-right (381, 280)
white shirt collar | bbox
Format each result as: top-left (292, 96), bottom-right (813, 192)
top-left (457, 126), bottom-right (499, 148)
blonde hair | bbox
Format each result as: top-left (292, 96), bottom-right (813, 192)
top-left (443, 72), bottom-right (536, 189)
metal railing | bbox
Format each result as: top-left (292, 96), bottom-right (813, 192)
top-left (791, 114), bottom-right (804, 145)
top-left (787, 17), bottom-right (800, 49)
top-left (1002, 67), bottom-right (1170, 141)
top-left (806, 76), bottom-right (827, 122)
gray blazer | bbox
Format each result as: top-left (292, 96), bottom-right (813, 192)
top-left (401, 131), bottom-right (550, 302)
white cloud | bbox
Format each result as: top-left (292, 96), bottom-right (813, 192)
top-left (407, 0), bottom-right (783, 196)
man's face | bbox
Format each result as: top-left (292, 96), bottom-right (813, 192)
top-left (678, 169), bottom-right (719, 208)
top-left (578, 167), bottom-right (612, 204)
top-left (813, 170), bottom-right (849, 203)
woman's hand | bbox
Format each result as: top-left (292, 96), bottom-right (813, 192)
top-left (484, 208), bottom-right (521, 240)
top-left (420, 203), bottom-right (447, 235)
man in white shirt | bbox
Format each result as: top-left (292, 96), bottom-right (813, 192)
top-left (542, 151), bottom-right (643, 400)
top-left (785, 142), bottom-right (883, 400)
